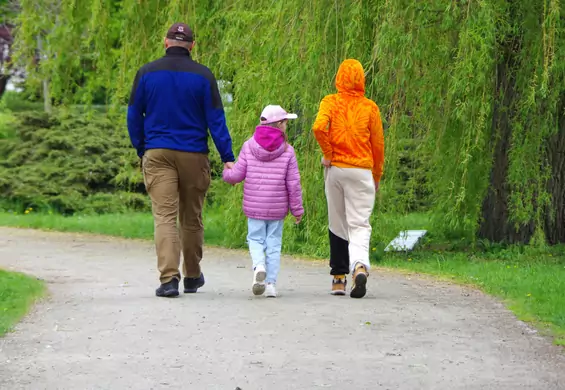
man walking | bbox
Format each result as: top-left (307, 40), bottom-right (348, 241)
top-left (127, 22), bottom-right (235, 297)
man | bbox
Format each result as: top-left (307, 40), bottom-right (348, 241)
top-left (127, 22), bottom-right (235, 298)
top-left (312, 58), bottom-right (385, 299)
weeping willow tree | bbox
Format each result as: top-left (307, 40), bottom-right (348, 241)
top-left (12, 0), bottom-right (565, 249)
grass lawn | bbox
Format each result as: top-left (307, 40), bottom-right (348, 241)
top-left (0, 269), bottom-right (45, 336)
top-left (0, 210), bottom-right (564, 345)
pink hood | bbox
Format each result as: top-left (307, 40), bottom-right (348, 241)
top-left (253, 125), bottom-right (285, 152)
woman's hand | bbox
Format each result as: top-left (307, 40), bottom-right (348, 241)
top-left (321, 157), bottom-right (331, 168)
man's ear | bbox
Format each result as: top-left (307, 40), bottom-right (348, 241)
top-left (164, 37), bottom-right (169, 49)
top-left (190, 41), bottom-right (196, 51)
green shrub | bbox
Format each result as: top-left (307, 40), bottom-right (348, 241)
top-left (0, 111), bottom-right (147, 214)
top-left (0, 112), bottom-right (16, 139)
top-left (0, 91), bottom-right (44, 113)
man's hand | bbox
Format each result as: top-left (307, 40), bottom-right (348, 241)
top-left (295, 214), bottom-right (303, 224)
top-left (321, 157), bottom-right (331, 168)
top-left (224, 162), bottom-right (235, 170)
top-left (375, 181), bottom-right (380, 192)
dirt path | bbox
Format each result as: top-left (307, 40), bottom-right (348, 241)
top-left (0, 228), bottom-right (564, 390)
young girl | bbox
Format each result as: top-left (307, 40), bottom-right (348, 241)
top-left (223, 105), bottom-right (304, 298)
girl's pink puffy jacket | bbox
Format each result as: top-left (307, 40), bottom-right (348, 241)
top-left (222, 125), bottom-right (304, 221)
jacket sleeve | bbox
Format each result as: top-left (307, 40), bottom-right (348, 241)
top-left (286, 148), bottom-right (304, 217)
top-left (370, 105), bottom-right (385, 183)
top-left (312, 96), bottom-right (333, 161)
top-left (222, 143), bottom-right (248, 184)
top-left (204, 72), bottom-right (235, 163)
top-left (127, 69), bottom-right (145, 158)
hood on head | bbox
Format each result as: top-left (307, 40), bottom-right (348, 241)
top-left (335, 59), bottom-right (365, 96)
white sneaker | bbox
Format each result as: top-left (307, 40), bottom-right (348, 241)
top-left (265, 283), bottom-right (277, 298)
top-left (252, 265), bottom-right (266, 295)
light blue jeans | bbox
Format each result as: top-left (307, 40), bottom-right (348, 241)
top-left (247, 218), bottom-right (284, 284)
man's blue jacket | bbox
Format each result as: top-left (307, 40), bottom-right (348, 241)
top-left (127, 46), bottom-right (234, 162)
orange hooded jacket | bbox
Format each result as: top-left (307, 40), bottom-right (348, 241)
top-left (312, 59), bottom-right (385, 183)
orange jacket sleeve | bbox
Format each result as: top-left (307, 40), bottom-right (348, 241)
top-left (312, 96), bottom-right (333, 160)
top-left (370, 105), bottom-right (385, 182)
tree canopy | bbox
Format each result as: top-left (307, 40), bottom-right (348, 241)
top-left (12, 0), bottom-right (565, 246)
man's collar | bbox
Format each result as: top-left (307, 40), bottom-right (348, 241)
top-left (165, 46), bottom-right (191, 57)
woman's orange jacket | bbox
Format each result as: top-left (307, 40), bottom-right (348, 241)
top-left (312, 59), bottom-right (385, 183)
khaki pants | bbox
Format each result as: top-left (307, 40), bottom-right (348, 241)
top-left (324, 166), bottom-right (375, 275)
top-left (142, 149), bottom-right (211, 283)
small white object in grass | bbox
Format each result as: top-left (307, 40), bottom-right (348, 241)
top-left (385, 230), bottom-right (427, 252)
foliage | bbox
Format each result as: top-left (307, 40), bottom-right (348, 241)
top-left (0, 91), bottom-right (43, 112)
top-left (9, 0), bottom-right (565, 246)
top-left (0, 111), bottom-right (149, 214)
top-left (0, 0), bottom-right (20, 99)
top-left (0, 268), bottom-right (45, 336)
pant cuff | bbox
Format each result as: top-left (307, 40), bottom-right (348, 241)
top-left (350, 260), bottom-right (370, 273)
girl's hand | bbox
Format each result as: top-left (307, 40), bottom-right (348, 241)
top-left (295, 214), bottom-right (303, 224)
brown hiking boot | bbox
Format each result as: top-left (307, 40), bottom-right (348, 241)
top-left (331, 275), bottom-right (347, 296)
top-left (350, 264), bottom-right (368, 298)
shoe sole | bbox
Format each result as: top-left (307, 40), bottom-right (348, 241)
top-left (156, 290), bottom-right (180, 298)
top-left (252, 283), bottom-right (266, 295)
top-left (255, 270), bottom-right (266, 282)
top-left (331, 290), bottom-right (346, 296)
top-left (350, 273), bottom-right (367, 299)
top-left (266, 294), bottom-right (277, 298)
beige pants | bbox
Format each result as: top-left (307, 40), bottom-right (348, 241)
top-left (324, 166), bottom-right (375, 273)
top-left (142, 149), bottom-right (211, 283)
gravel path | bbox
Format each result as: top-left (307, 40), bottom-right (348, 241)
top-left (0, 227), bottom-right (564, 390)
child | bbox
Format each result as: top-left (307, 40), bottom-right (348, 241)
top-left (312, 58), bottom-right (385, 299)
top-left (223, 105), bottom-right (304, 298)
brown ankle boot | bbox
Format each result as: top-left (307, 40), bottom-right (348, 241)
top-left (331, 275), bottom-right (347, 295)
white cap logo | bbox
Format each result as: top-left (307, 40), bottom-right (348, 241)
top-left (178, 26), bottom-right (184, 32)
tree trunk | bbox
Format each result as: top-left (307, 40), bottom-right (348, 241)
top-left (478, 34), bottom-right (536, 244)
top-left (545, 99), bottom-right (565, 244)
top-left (480, 29), bottom-right (565, 245)
top-left (0, 74), bottom-right (9, 100)
top-left (36, 34), bottom-right (52, 114)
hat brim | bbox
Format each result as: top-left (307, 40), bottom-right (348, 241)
top-left (285, 113), bottom-right (298, 120)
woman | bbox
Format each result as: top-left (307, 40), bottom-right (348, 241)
top-left (312, 59), bottom-right (385, 298)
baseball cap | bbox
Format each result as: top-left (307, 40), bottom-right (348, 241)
top-left (166, 22), bottom-right (194, 42)
top-left (260, 105), bottom-right (298, 125)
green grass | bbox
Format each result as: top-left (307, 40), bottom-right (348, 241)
top-left (0, 210), bottom-right (564, 345)
top-left (0, 208), bottom-right (228, 245)
top-left (0, 269), bottom-right (45, 336)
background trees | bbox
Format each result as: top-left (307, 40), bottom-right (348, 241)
top-left (5, 0), bottom-right (565, 247)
